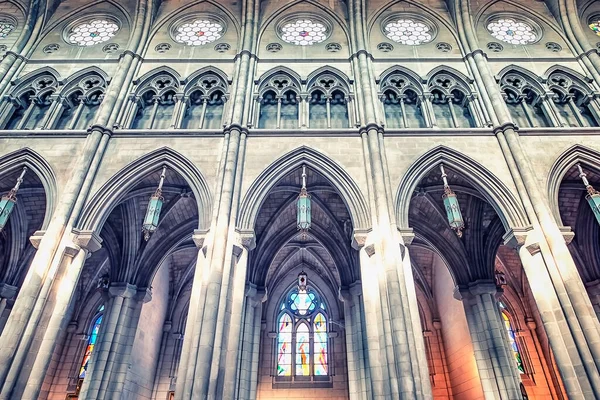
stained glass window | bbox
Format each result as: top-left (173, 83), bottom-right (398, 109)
top-left (277, 314), bottom-right (292, 376)
top-left (68, 20), bottom-right (119, 47)
top-left (280, 19), bottom-right (328, 46)
top-left (383, 18), bottom-right (433, 46)
top-left (174, 19), bottom-right (224, 46)
top-left (79, 305), bottom-right (104, 379)
top-left (276, 286), bottom-right (329, 380)
top-left (500, 305), bottom-right (525, 374)
top-left (590, 19), bottom-right (600, 36)
top-left (487, 18), bottom-right (537, 45)
top-left (0, 20), bottom-right (15, 38)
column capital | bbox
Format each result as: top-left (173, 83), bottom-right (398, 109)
top-left (29, 230), bottom-right (46, 249)
top-left (351, 228), bottom-right (371, 250)
top-left (72, 229), bottom-right (103, 252)
top-left (246, 283), bottom-right (266, 306)
top-left (233, 228), bottom-right (256, 255)
top-left (108, 282), bottom-right (137, 298)
top-left (454, 280), bottom-right (498, 300)
top-left (503, 225), bottom-right (542, 255)
top-left (192, 228), bottom-right (209, 250)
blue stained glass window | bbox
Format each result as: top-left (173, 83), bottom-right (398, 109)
top-left (277, 286), bottom-right (329, 379)
top-left (79, 306), bottom-right (104, 379)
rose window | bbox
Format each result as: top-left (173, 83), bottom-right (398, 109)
top-left (590, 19), bottom-right (600, 37)
top-left (383, 19), bottom-right (433, 45)
top-left (0, 20), bottom-right (15, 38)
top-left (68, 19), bottom-right (119, 46)
top-left (174, 20), bottom-right (224, 46)
top-left (487, 18), bottom-right (537, 45)
top-left (280, 19), bottom-right (328, 46)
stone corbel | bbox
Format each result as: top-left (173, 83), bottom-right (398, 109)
top-left (72, 229), bottom-right (103, 253)
top-left (192, 229), bottom-right (209, 255)
top-left (351, 228), bottom-right (371, 250)
top-left (29, 230), bottom-right (46, 249)
top-left (503, 226), bottom-right (541, 255)
top-left (63, 242), bottom-right (81, 258)
top-left (364, 244), bottom-right (375, 257)
top-left (233, 228), bottom-right (256, 257)
top-left (397, 227), bottom-right (415, 258)
top-left (136, 287), bottom-right (153, 303)
top-left (558, 226), bottom-right (575, 245)
top-left (108, 282), bottom-right (138, 299)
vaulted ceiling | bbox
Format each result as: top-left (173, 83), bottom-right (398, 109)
top-left (249, 167), bottom-right (358, 291)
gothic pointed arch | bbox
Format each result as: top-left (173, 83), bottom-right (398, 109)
top-left (256, 67), bottom-right (302, 98)
top-left (184, 67), bottom-right (229, 96)
top-left (396, 145), bottom-right (529, 231)
top-left (257, 0), bottom-right (350, 48)
top-left (134, 67), bottom-right (182, 97)
top-left (547, 144), bottom-right (600, 223)
top-left (498, 65), bottom-right (546, 96)
top-left (77, 147), bottom-right (212, 232)
top-left (238, 146), bottom-right (370, 232)
top-left (0, 147), bottom-right (57, 227)
top-left (60, 67), bottom-right (110, 98)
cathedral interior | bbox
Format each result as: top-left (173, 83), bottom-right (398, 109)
top-left (0, 0), bottom-right (600, 398)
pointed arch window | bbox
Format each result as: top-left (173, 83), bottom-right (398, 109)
top-left (79, 305), bottom-right (104, 379)
top-left (499, 303), bottom-right (525, 374)
top-left (275, 286), bottom-right (330, 387)
top-left (501, 74), bottom-right (551, 128)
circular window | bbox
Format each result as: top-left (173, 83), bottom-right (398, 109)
top-left (486, 17), bottom-right (538, 45)
top-left (0, 17), bottom-right (16, 38)
top-left (173, 19), bottom-right (224, 46)
top-left (67, 19), bottom-right (119, 46)
top-left (279, 18), bottom-right (330, 46)
top-left (383, 17), bottom-right (434, 46)
top-left (589, 16), bottom-right (600, 36)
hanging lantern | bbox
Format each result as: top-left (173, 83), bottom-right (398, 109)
top-left (142, 166), bottom-right (167, 241)
top-left (0, 167), bottom-right (27, 233)
top-left (577, 164), bottom-right (600, 225)
top-left (440, 164), bottom-right (465, 238)
top-left (298, 270), bottom-right (307, 291)
top-left (297, 165), bottom-right (311, 238)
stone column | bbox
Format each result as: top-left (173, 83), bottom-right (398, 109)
top-left (17, 232), bottom-right (101, 400)
top-left (340, 282), bottom-right (368, 400)
top-left (78, 283), bottom-right (151, 400)
top-left (455, 282), bottom-right (521, 400)
top-left (237, 287), bottom-right (265, 400)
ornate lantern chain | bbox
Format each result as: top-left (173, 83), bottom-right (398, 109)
top-left (577, 164), bottom-right (600, 225)
top-left (440, 164), bottom-right (465, 238)
top-left (0, 167), bottom-right (27, 233)
top-left (297, 165), bottom-right (311, 239)
top-left (142, 166), bottom-right (167, 241)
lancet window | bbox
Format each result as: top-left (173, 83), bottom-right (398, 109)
top-left (499, 302), bottom-right (525, 374)
top-left (256, 74), bottom-right (300, 129)
top-left (129, 74), bottom-right (180, 129)
top-left (1, 73), bottom-right (59, 130)
top-left (381, 72), bottom-right (426, 128)
top-left (181, 73), bottom-right (227, 129)
top-left (547, 71), bottom-right (599, 127)
top-left (307, 74), bottom-right (350, 129)
top-left (428, 73), bottom-right (479, 128)
top-left (500, 72), bottom-right (550, 128)
top-left (79, 305), bottom-right (104, 380)
top-left (276, 283), bottom-right (329, 385)
top-left (54, 73), bottom-right (106, 130)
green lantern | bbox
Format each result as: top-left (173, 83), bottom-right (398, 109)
top-left (142, 166), bottom-right (167, 241)
top-left (297, 165), bottom-right (311, 237)
top-left (578, 164), bottom-right (600, 226)
top-left (440, 165), bottom-right (464, 237)
top-left (0, 167), bottom-right (27, 233)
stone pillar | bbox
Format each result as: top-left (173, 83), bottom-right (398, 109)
top-left (18, 232), bottom-right (101, 400)
top-left (339, 282), bottom-right (368, 400)
top-left (78, 283), bottom-right (151, 400)
top-left (455, 282), bottom-right (521, 400)
top-left (237, 287), bottom-right (265, 400)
